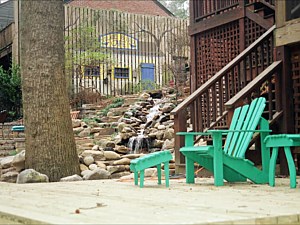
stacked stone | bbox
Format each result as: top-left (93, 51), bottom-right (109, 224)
top-left (0, 90), bottom-right (179, 183)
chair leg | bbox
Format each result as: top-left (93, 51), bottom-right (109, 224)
top-left (157, 164), bottom-right (162, 185)
top-left (185, 157), bottom-right (195, 183)
top-left (134, 171), bottom-right (138, 186)
top-left (140, 170), bottom-right (145, 188)
top-left (284, 147), bottom-right (297, 188)
top-left (269, 147), bottom-right (278, 187)
top-left (213, 133), bottom-right (224, 186)
top-left (164, 161), bottom-right (170, 187)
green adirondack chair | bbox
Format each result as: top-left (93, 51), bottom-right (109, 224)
top-left (177, 97), bottom-right (271, 186)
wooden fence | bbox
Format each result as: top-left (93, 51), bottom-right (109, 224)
top-left (64, 6), bottom-right (189, 104)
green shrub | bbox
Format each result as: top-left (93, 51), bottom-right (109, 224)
top-left (0, 64), bottom-right (22, 121)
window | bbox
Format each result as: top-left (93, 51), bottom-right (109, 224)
top-left (286, 0), bottom-right (300, 21)
top-left (84, 66), bottom-right (100, 76)
top-left (114, 67), bottom-right (129, 79)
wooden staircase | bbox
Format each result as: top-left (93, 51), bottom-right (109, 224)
top-left (171, 25), bottom-right (283, 173)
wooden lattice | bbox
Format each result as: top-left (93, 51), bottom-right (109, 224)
top-left (195, 20), bottom-right (239, 87)
top-left (292, 50), bottom-right (300, 133)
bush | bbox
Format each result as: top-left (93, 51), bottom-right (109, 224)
top-left (0, 64), bottom-right (22, 121)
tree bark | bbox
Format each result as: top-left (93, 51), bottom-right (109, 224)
top-left (20, 0), bottom-right (80, 181)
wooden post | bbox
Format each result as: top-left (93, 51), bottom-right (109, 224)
top-left (276, 46), bottom-right (293, 175)
top-left (174, 109), bottom-right (187, 174)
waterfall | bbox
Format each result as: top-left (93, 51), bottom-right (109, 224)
top-left (127, 99), bottom-right (161, 154)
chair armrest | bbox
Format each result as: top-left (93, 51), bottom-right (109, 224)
top-left (176, 132), bottom-right (211, 136)
top-left (208, 129), bottom-right (272, 133)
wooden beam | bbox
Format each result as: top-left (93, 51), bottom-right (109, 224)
top-left (188, 7), bottom-right (244, 36)
top-left (276, 0), bottom-right (286, 28)
top-left (245, 8), bottom-right (274, 30)
top-left (275, 19), bottom-right (300, 47)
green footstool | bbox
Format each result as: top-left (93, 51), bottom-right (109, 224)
top-left (130, 150), bottom-right (172, 188)
top-left (264, 134), bottom-right (300, 188)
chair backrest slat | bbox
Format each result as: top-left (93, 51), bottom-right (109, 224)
top-left (223, 97), bottom-right (266, 158)
top-left (236, 98), bottom-right (266, 157)
top-left (224, 105), bottom-right (248, 155)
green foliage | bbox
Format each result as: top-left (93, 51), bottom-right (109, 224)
top-left (99, 97), bottom-right (124, 116)
top-left (125, 80), bottom-right (160, 94)
top-left (0, 64), bottom-right (22, 121)
top-left (159, 0), bottom-right (189, 19)
top-left (8, 150), bottom-right (17, 156)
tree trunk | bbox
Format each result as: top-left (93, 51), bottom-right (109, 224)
top-left (20, 0), bottom-right (80, 181)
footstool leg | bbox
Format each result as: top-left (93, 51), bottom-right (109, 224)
top-left (269, 147), bottom-right (278, 187)
top-left (164, 161), bottom-right (170, 187)
top-left (157, 164), bottom-right (162, 185)
top-left (140, 170), bottom-right (145, 188)
top-left (284, 147), bottom-right (297, 188)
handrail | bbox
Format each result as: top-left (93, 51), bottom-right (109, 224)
top-left (171, 25), bottom-right (276, 116)
top-left (225, 60), bottom-right (282, 108)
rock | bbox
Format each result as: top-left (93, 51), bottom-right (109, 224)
top-left (111, 171), bottom-right (131, 179)
top-left (73, 127), bottom-right (84, 134)
top-left (162, 139), bottom-right (174, 150)
top-left (83, 155), bottom-right (94, 166)
top-left (119, 173), bottom-right (134, 181)
top-left (157, 125), bottom-right (166, 130)
top-left (98, 140), bottom-right (116, 148)
top-left (1, 171), bottom-right (19, 183)
top-left (12, 150), bottom-right (25, 172)
top-left (120, 131), bottom-right (136, 140)
top-left (81, 170), bottom-right (92, 177)
top-left (91, 145), bottom-right (99, 151)
top-left (115, 145), bottom-right (130, 154)
top-left (121, 153), bottom-right (144, 159)
top-left (60, 174), bottom-right (83, 182)
top-left (78, 128), bottom-right (91, 137)
top-left (163, 128), bottom-right (174, 140)
top-left (80, 164), bottom-right (89, 171)
top-left (140, 92), bottom-right (150, 100)
top-left (17, 169), bottom-right (49, 184)
top-left (89, 164), bottom-right (98, 171)
top-left (103, 147), bottom-right (114, 152)
top-left (106, 165), bottom-right (125, 174)
top-left (81, 150), bottom-right (105, 161)
top-left (104, 151), bottom-right (121, 160)
top-left (95, 161), bottom-right (107, 169)
top-left (152, 139), bottom-right (164, 148)
top-left (72, 119), bottom-right (82, 128)
top-left (92, 127), bottom-right (115, 135)
top-left (155, 130), bottom-right (164, 140)
top-left (81, 121), bottom-right (88, 128)
top-left (144, 168), bottom-right (157, 177)
top-left (113, 158), bottom-right (131, 165)
top-left (161, 103), bottom-right (175, 113)
top-left (83, 168), bottom-right (110, 180)
top-left (0, 156), bottom-right (14, 169)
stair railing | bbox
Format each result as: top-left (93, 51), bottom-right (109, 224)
top-left (171, 25), bottom-right (278, 171)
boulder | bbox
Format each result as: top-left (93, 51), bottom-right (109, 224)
top-left (113, 158), bottom-right (131, 165)
top-left (83, 168), bottom-right (110, 180)
top-left (60, 174), bottom-right (83, 182)
top-left (81, 150), bottom-right (105, 161)
top-left (1, 171), bottom-right (19, 183)
top-left (111, 171), bottom-right (131, 179)
top-left (83, 155), bottom-right (94, 166)
top-left (0, 156), bottom-right (14, 169)
top-left (103, 151), bottom-right (121, 160)
top-left (17, 169), bottom-right (49, 184)
top-left (12, 150), bottom-right (25, 172)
